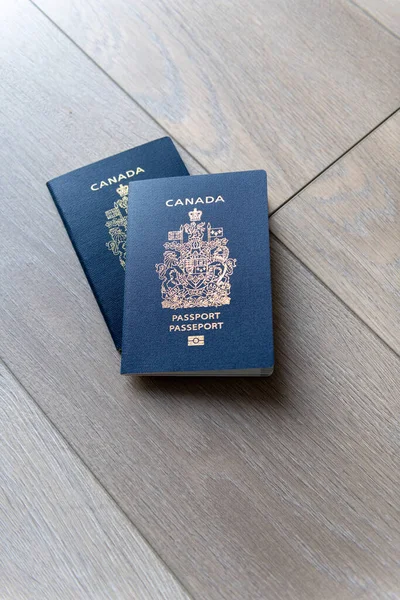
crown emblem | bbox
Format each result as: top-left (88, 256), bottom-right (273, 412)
top-left (104, 186), bottom-right (129, 269)
top-left (189, 207), bottom-right (202, 222)
top-left (116, 184), bottom-right (129, 197)
top-left (156, 211), bottom-right (236, 309)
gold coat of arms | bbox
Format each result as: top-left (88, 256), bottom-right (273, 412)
top-left (156, 208), bottom-right (237, 309)
top-left (104, 184), bottom-right (129, 269)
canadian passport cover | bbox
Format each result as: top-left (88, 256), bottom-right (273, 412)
top-left (46, 137), bottom-right (189, 349)
top-left (121, 170), bottom-right (274, 375)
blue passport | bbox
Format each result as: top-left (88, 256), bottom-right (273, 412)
top-left (122, 170), bottom-right (274, 376)
top-left (47, 138), bottom-right (189, 349)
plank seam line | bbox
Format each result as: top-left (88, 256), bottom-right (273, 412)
top-left (28, 0), bottom-right (399, 219)
top-left (271, 233), bottom-right (400, 359)
top-left (348, 0), bottom-right (400, 41)
top-left (0, 357), bottom-right (196, 600)
top-left (28, 0), bottom-right (209, 177)
top-left (269, 106), bottom-right (400, 218)
top-left (27, 2), bottom-right (399, 357)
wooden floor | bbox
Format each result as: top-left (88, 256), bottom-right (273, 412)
top-left (1, 0), bottom-right (399, 598)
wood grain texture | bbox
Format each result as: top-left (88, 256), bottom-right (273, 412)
top-left (33, 0), bottom-right (400, 212)
top-left (0, 1), bottom-right (203, 184)
top-left (0, 361), bottom-right (191, 600)
top-left (2, 197), bottom-right (400, 599)
top-left (271, 111), bottom-right (400, 355)
top-left (353, 0), bottom-right (400, 38)
top-left (2, 2), bottom-right (400, 599)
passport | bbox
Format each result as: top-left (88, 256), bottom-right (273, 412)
top-left (121, 170), bottom-right (274, 375)
top-left (47, 138), bottom-right (189, 349)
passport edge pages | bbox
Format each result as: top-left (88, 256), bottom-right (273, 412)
top-left (46, 137), bottom-right (189, 350)
top-left (121, 170), bottom-right (274, 376)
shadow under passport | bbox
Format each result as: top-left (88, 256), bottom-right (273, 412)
top-left (126, 236), bottom-right (293, 409)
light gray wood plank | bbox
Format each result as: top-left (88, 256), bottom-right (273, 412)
top-left (33, 0), bottom-right (400, 211)
top-left (353, 0), bottom-right (400, 38)
top-left (271, 111), bottom-right (400, 355)
top-left (0, 1), bottom-right (203, 184)
top-left (0, 361), bottom-right (191, 600)
top-left (2, 201), bottom-right (400, 599)
top-left (2, 2), bottom-right (400, 599)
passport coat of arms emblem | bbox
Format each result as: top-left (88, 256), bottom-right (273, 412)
top-left (105, 184), bottom-right (129, 268)
top-left (156, 208), bottom-right (237, 309)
